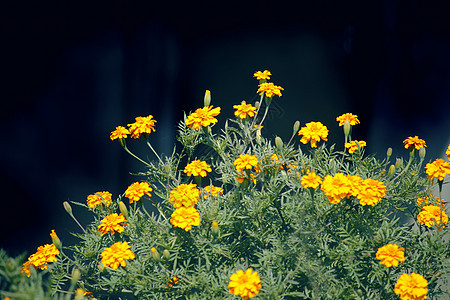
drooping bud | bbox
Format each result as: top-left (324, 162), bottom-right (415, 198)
top-left (151, 247), bottom-right (160, 261)
top-left (386, 148), bottom-right (392, 160)
top-left (419, 147), bottom-right (426, 161)
top-left (63, 201), bottom-right (73, 215)
top-left (275, 136), bottom-right (283, 151)
top-left (203, 90), bottom-right (211, 107)
top-left (163, 249), bottom-right (170, 260)
top-left (119, 201), bottom-right (128, 219)
top-left (50, 230), bottom-right (62, 250)
top-left (211, 221), bottom-right (219, 236)
top-left (388, 165), bottom-right (396, 178)
top-left (293, 121), bottom-right (300, 134)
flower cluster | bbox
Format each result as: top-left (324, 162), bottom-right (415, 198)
top-left (169, 183), bottom-right (201, 231)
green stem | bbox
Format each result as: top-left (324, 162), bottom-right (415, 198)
top-left (146, 140), bottom-right (163, 164)
top-left (122, 144), bottom-right (152, 167)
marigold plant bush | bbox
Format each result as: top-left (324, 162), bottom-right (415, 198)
top-left (1, 71), bottom-right (449, 299)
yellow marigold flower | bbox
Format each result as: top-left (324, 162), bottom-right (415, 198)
top-left (21, 244), bottom-right (60, 277)
top-left (127, 115), bottom-right (157, 139)
top-left (298, 121), bottom-right (329, 148)
top-left (236, 172), bottom-right (257, 185)
top-left (256, 82), bottom-right (284, 98)
top-left (355, 178), bottom-right (386, 206)
top-left (124, 182), bottom-right (152, 203)
top-left (376, 244), bottom-right (405, 267)
top-left (184, 160), bottom-right (212, 177)
top-left (234, 154), bottom-right (259, 173)
top-left (203, 185), bottom-right (223, 199)
top-left (86, 191), bottom-right (112, 209)
top-left (170, 206), bottom-right (201, 231)
top-left (321, 173), bottom-right (351, 204)
top-left (301, 172), bottom-right (323, 189)
top-left (169, 183), bottom-right (201, 208)
top-left (425, 158), bottom-right (450, 181)
top-left (100, 241), bottom-right (135, 269)
top-left (110, 126), bottom-right (130, 141)
top-left (446, 144), bottom-right (450, 160)
top-left (403, 136), bottom-right (427, 150)
top-left (228, 268), bottom-right (262, 300)
top-left (394, 273), bottom-right (428, 300)
top-left (185, 106), bottom-right (221, 130)
top-left (345, 140), bottom-right (366, 154)
top-left (336, 113), bottom-right (360, 126)
top-left (346, 174), bottom-right (362, 198)
top-left (98, 213), bottom-right (128, 236)
top-left (233, 101), bottom-right (257, 119)
top-left (253, 70), bottom-right (271, 80)
top-left (417, 205), bottom-right (449, 228)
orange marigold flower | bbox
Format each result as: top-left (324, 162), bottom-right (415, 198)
top-left (253, 70), bottom-right (271, 80)
top-left (417, 205), bottom-right (449, 228)
top-left (203, 185), bottom-right (223, 199)
top-left (346, 174), bottom-right (362, 198)
top-left (166, 276), bottom-right (181, 287)
top-left (376, 244), bottom-right (405, 267)
top-left (403, 136), bottom-right (427, 150)
top-left (256, 82), bottom-right (284, 98)
top-left (170, 206), bottom-right (201, 231)
top-left (124, 182), bottom-right (152, 203)
top-left (169, 183), bottom-right (201, 208)
top-left (425, 158), bottom-right (450, 181)
top-left (21, 244), bottom-right (60, 277)
top-left (233, 101), bottom-right (257, 119)
top-left (185, 106), bottom-right (221, 130)
top-left (298, 121), bottom-right (329, 148)
top-left (100, 241), bottom-right (135, 269)
top-left (345, 140), bottom-right (366, 154)
top-left (98, 213), bottom-right (128, 236)
top-left (301, 172), bottom-right (323, 189)
top-left (355, 178), bottom-right (386, 206)
top-left (336, 113), bottom-right (360, 126)
top-left (127, 115), bottom-right (157, 139)
top-left (87, 191), bottom-right (112, 209)
top-left (394, 273), bottom-right (428, 300)
top-left (110, 126), bottom-right (130, 141)
top-left (184, 160), bottom-right (212, 177)
top-left (234, 154), bottom-right (259, 173)
top-left (228, 268), bottom-right (262, 300)
top-left (446, 144), bottom-right (450, 160)
top-left (321, 173), bottom-right (351, 204)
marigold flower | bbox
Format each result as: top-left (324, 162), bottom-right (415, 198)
top-left (127, 115), bottom-right (157, 139)
top-left (425, 158), bottom-right (450, 181)
top-left (403, 136), bottom-right (427, 150)
top-left (98, 213), bottom-right (128, 236)
top-left (321, 173), bottom-right (351, 204)
top-left (169, 183), bottom-right (201, 208)
top-left (170, 206), bottom-right (201, 231)
top-left (394, 273), bottom-right (428, 300)
top-left (256, 82), bottom-right (284, 98)
top-left (124, 182), bottom-right (152, 203)
top-left (110, 126), bottom-right (130, 141)
top-left (228, 268), bottom-right (262, 300)
top-left (100, 241), bottom-right (135, 269)
top-left (298, 121), bottom-right (329, 148)
top-left (417, 205), bottom-right (449, 228)
top-left (87, 191), bottom-right (112, 209)
top-left (236, 172), bottom-right (257, 185)
top-left (346, 174), bottom-right (362, 198)
top-left (253, 70), bottom-right (271, 80)
top-left (233, 101), bottom-right (257, 119)
top-left (166, 276), bottom-right (181, 287)
top-left (376, 244), bottom-right (405, 267)
top-left (234, 154), bottom-right (259, 173)
top-left (203, 185), bottom-right (223, 199)
top-left (336, 113), bottom-right (360, 126)
top-left (185, 106), bottom-right (221, 130)
top-left (345, 140), bottom-right (366, 154)
top-left (184, 160), bottom-right (212, 177)
top-left (301, 172), bottom-right (323, 189)
top-left (416, 194), bottom-right (446, 208)
top-left (21, 244), bottom-right (60, 277)
top-left (355, 178), bottom-right (386, 206)
top-left (446, 144), bottom-right (450, 160)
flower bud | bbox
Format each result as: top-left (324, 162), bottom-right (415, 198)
top-left (388, 165), bottom-right (396, 178)
top-left (71, 268), bottom-right (81, 286)
top-left (98, 263), bottom-right (105, 273)
top-left (50, 230), bottom-right (62, 250)
top-left (254, 101), bottom-right (260, 110)
top-left (151, 247), bottom-right (160, 261)
top-left (343, 120), bottom-right (351, 139)
top-left (386, 147), bottom-right (393, 160)
top-left (203, 90), bottom-right (211, 107)
top-left (211, 221), bottom-right (219, 236)
top-left (256, 128), bottom-right (262, 143)
top-left (165, 163), bottom-right (170, 173)
top-left (395, 158), bottom-right (403, 169)
top-left (293, 121), bottom-right (300, 134)
top-left (163, 249), bottom-right (170, 260)
top-left (275, 136), bottom-right (283, 151)
top-left (119, 201), bottom-right (128, 219)
top-left (63, 201), bottom-right (72, 215)
top-left (419, 147), bottom-right (426, 161)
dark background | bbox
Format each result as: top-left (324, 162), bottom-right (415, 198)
top-left (1, 1), bottom-right (449, 256)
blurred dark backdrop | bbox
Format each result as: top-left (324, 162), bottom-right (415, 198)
top-left (1, 1), bottom-right (449, 256)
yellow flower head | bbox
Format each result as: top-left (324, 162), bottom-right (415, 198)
top-left (170, 206), bottom-right (201, 231)
top-left (253, 70), bottom-right (271, 80)
top-left (403, 136), bottom-right (427, 150)
top-left (446, 144), bottom-right (450, 160)
top-left (100, 241), bottom-right (135, 269)
top-left (320, 173), bottom-right (351, 204)
top-left (127, 115), bottom-right (157, 139)
top-left (110, 126), bottom-right (131, 141)
top-left (336, 113), bottom-right (360, 126)
top-left (417, 205), bottom-right (449, 228)
top-left (87, 191), bottom-right (112, 209)
top-left (355, 178), bottom-right (386, 206)
top-left (184, 160), bottom-right (212, 177)
top-left (256, 82), bottom-right (284, 98)
top-left (300, 172), bottom-right (323, 189)
top-left (98, 213), bottom-right (128, 236)
top-left (169, 183), bottom-right (201, 208)
top-left (166, 276), bottom-right (181, 287)
top-left (203, 185), bottom-right (223, 199)
top-left (425, 158), bottom-right (450, 181)
top-left (376, 244), bottom-right (405, 267)
top-left (124, 182), bottom-right (153, 203)
top-left (298, 121), bottom-right (329, 148)
top-left (228, 268), bottom-right (262, 300)
top-left (234, 154), bottom-right (259, 173)
top-left (345, 140), bottom-right (366, 154)
top-left (233, 101), bottom-right (257, 119)
top-left (394, 273), bottom-right (428, 300)
top-left (21, 244), bottom-right (60, 277)
top-left (346, 174), bottom-right (363, 198)
top-left (185, 106), bottom-right (221, 130)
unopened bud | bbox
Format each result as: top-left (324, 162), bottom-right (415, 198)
top-left (293, 121), bottom-right (300, 134)
top-left (211, 221), bottom-right (219, 236)
top-left (98, 263), bottom-right (105, 273)
top-left (388, 165), bottom-right (396, 178)
top-left (395, 158), bottom-right (403, 169)
top-left (63, 201), bottom-right (72, 215)
top-left (343, 120), bottom-right (351, 139)
top-left (256, 129), bottom-right (261, 143)
top-left (254, 101), bottom-right (260, 110)
top-left (151, 247), bottom-right (160, 261)
top-left (119, 201), bottom-right (128, 219)
top-left (71, 269), bottom-right (81, 286)
top-left (50, 230), bottom-right (62, 250)
top-left (275, 136), bottom-right (283, 151)
top-left (386, 148), bottom-right (393, 160)
top-left (165, 163), bottom-right (170, 173)
top-left (419, 147), bottom-right (426, 161)
top-left (203, 90), bottom-right (211, 107)
top-left (163, 249), bottom-right (170, 260)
